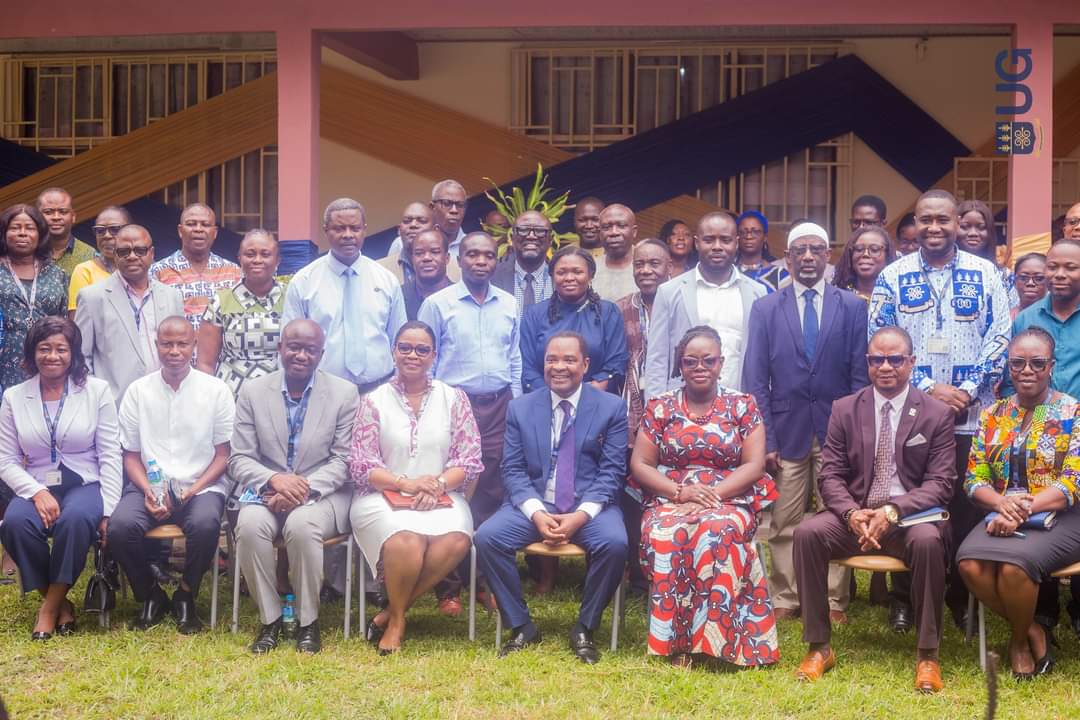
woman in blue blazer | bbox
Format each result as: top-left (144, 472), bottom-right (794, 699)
top-left (0, 317), bottom-right (122, 639)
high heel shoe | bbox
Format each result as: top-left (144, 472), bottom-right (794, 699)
top-left (365, 617), bottom-right (385, 645)
top-left (56, 621), bottom-right (76, 637)
top-left (30, 630), bottom-right (52, 642)
top-left (1034, 647), bottom-right (1055, 676)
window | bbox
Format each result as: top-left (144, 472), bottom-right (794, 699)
top-left (953, 156), bottom-right (1080, 239)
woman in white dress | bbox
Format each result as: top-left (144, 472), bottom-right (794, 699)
top-left (349, 320), bottom-right (482, 655)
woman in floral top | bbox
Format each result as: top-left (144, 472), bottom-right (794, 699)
top-left (958, 328), bottom-right (1080, 679)
top-left (348, 321), bottom-right (482, 655)
top-left (196, 229), bottom-right (284, 396)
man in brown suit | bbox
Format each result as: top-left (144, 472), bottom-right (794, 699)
top-left (792, 326), bottom-right (956, 693)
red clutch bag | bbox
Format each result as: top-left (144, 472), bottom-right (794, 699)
top-left (381, 490), bottom-right (453, 510)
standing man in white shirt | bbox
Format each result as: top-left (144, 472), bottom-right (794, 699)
top-left (644, 211), bottom-right (767, 399)
top-left (282, 198), bottom-right (407, 395)
top-left (108, 316), bottom-right (234, 634)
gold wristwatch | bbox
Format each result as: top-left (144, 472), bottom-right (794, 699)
top-left (882, 503), bottom-right (899, 525)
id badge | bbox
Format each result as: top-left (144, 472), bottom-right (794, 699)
top-left (44, 470), bottom-right (62, 487)
top-left (927, 336), bottom-right (950, 354)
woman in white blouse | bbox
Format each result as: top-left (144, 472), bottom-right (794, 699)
top-left (349, 321), bottom-right (482, 655)
top-left (0, 317), bottom-right (122, 640)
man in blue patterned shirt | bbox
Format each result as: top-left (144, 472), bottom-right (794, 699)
top-left (869, 189), bottom-right (1011, 629)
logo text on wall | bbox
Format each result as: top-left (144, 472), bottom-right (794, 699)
top-left (994, 48), bottom-right (1041, 156)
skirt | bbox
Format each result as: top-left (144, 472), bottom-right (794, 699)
top-left (350, 491), bottom-right (473, 575)
top-left (956, 507), bottom-right (1080, 582)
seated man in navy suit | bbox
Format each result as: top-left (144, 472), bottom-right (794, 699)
top-left (475, 331), bottom-right (628, 664)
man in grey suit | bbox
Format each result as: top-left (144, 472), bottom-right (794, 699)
top-left (644, 211), bottom-right (767, 399)
top-left (230, 319), bottom-right (359, 655)
top-left (74, 224), bottom-right (184, 405)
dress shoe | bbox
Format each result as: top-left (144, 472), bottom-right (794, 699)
top-left (773, 607), bottom-right (800, 621)
top-left (56, 621), bottom-right (76, 637)
top-left (569, 628), bottom-right (600, 665)
top-left (1034, 648), bottom-right (1055, 677)
top-left (437, 597), bottom-right (463, 617)
top-left (889, 601), bottom-right (913, 634)
top-left (129, 585), bottom-right (169, 631)
top-left (498, 626), bottom-right (541, 657)
top-left (296, 620), bottom-right (321, 654)
top-left (172, 590), bottom-right (204, 635)
top-left (30, 630), bottom-right (52, 641)
top-left (829, 610), bottom-right (849, 625)
top-left (250, 620), bottom-right (281, 654)
top-left (365, 617), bottom-right (385, 645)
top-left (795, 648), bottom-right (836, 682)
top-left (914, 659), bottom-right (943, 693)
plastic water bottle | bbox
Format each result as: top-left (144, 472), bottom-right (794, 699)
top-left (282, 594), bottom-right (298, 638)
top-left (147, 460), bottom-right (165, 507)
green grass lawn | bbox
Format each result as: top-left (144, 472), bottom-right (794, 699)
top-left (2, 558), bottom-right (1080, 720)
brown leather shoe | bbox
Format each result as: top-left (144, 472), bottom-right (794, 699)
top-left (774, 607), bottom-right (800, 620)
top-left (795, 648), bottom-right (836, 682)
top-left (828, 610), bottom-right (849, 625)
top-left (914, 659), bottom-right (943, 693)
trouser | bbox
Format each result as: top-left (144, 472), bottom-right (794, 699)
top-left (475, 502), bottom-right (628, 631)
top-left (794, 510), bottom-right (949, 650)
top-left (768, 440), bottom-right (850, 612)
top-left (1, 482), bottom-right (102, 593)
top-left (108, 485), bottom-right (224, 602)
top-left (235, 489), bottom-right (351, 627)
top-left (435, 387), bottom-right (510, 599)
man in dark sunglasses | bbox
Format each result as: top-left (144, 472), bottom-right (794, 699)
top-left (74, 225), bottom-right (184, 405)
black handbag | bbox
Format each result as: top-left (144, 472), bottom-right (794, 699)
top-left (83, 542), bottom-right (119, 614)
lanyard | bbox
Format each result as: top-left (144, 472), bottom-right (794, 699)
top-left (2, 258), bottom-right (39, 310)
top-left (283, 389), bottom-right (311, 470)
top-left (923, 264), bottom-right (952, 331)
top-left (41, 378), bottom-right (69, 464)
top-left (551, 403), bottom-right (577, 452)
top-left (124, 284), bottom-right (152, 330)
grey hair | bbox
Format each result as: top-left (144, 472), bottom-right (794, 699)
top-left (431, 179), bottom-right (466, 200)
top-left (322, 198), bottom-right (366, 227)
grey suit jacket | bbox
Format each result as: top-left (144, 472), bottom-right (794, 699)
top-left (643, 267), bottom-right (767, 401)
top-left (228, 369), bottom-right (359, 500)
top-left (74, 273), bottom-right (184, 405)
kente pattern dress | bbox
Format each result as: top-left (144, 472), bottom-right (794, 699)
top-left (639, 388), bottom-right (779, 665)
top-left (200, 281), bottom-right (284, 397)
top-left (0, 262), bottom-right (68, 391)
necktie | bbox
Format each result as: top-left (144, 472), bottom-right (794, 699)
top-left (523, 272), bottom-right (536, 308)
top-left (867, 401), bottom-right (894, 508)
top-left (802, 288), bottom-right (818, 361)
top-left (554, 400), bottom-right (576, 513)
top-left (341, 268), bottom-right (365, 377)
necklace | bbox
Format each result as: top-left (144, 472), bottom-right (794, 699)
top-left (681, 390), bottom-right (717, 424)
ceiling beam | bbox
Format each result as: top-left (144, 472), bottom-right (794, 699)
top-left (321, 31), bottom-right (419, 81)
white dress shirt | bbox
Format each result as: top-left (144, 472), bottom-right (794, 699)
top-left (119, 369), bottom-right (235, 496)
top-left (793, 277), bottom-right (826, 330)
top-left (873, 385), bottom-right (910, 499)
top-left (694, 267), bottom-right (745, 390)
top-left (519, 385), bottom-right (602, 521)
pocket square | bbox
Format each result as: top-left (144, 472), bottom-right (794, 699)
top-left (905, 433), bottom-right (928, 447)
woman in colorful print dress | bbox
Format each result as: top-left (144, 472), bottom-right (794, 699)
top-left (630, 325), bottom-right (779, 669)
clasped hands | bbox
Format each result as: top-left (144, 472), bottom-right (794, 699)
top-left (395, 474), bottom-right (444, 511)
top-left (847, 508), bottom-right (892, 552)
top-left (674, 483), bottom-right (725, 509)
top-left (986, 492), bottom-right (1034, 537)
top-left (532, 510), bottom-right (589, 546)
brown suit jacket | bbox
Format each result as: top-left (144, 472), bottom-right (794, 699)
top-left (818, 385), bottom-right (956, 520)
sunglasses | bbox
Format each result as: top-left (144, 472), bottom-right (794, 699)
top-left (115, 246), bottom-right (151, 258)
top-left (513, 226), bottom-right (551, 239)
top-left (867, 354), bottom-right (910, 368)
top-left (680, 355), bottom-right (721, 370)
top-left (396, 343), bottom-right (432, 358)
top-left (93, 224), bottom-right (125, 236)
top-left (1007, 357), bottom-right (1052, 372)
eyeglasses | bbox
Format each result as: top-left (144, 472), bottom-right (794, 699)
top-left (680, 355), bottom-right (721, 370)
top-left (852, 244), bottom-right (886, 258)
top-left (396, 343), bottom-right (432, 358)
top-left (788, 244), bottom-right (829, 258)
top-left (433, 199), bottom-right (466, 211)
top-left (738, 228), bottom-right (764, 238)
top-left (114, 246), bottom-right (151, 258)
top-left (1016, 273), bottom-right (1046, 286)
top-left (93, 224), bottom-right (125, 236)
top-left (867, 354), bottom-right (910, 368)
top-left (1007, 357), bottom-right (1052, 372)
top-left (850, 218), bottom-right (883, 231)
top-left (513, 226), bottom-right (551, 239)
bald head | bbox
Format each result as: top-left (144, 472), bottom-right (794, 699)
top-left (281, 319), bottom-right (325, 384)
top-left (574, 197), bottom-right (605, 250)
top-left (399, 202), bottom-right (435, 249)
top-left (600, 204), bottom-right (637, 260)
top-left (155, 316), bottom-right (195, 376)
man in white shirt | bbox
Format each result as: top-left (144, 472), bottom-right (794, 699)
top-left (591, 204), bottom-right (638, 301)
top-left (644, 211), bottom-right (767, 399)
top-left (108, 316), bottom-right (234, 634)
top-left (282, 198), bottom-right (407, 394)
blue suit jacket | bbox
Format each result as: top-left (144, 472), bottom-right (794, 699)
top-left (500, 384), bottom-right (628, 510)
top-left (742, 283), bottom-right (869, 459)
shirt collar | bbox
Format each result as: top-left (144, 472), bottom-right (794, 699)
top-left (280, 371), bottom-right (316, 400)
top-left (454, 280), bottom-right (494, 304)
top-left (157, 368), bottom-right (194, 393)
top-left (794, 277), bottom-right (827, 298)
top-left (695, 265), bottom-right (742, 290)
top-left (918, 247), bottom-right (960, 274)
top-left (327, 252), bottom-right (365, 275)
top-left (118, 272), bottom-right (151, 297)
top-left (551, 384), bottom-right (583, 413)
top-left (515, 262), bottom-right (545, 282)
top-left (873, 385), bottom-right (910, 415)
top-left (1035, 294), bottom-right (1080, 323)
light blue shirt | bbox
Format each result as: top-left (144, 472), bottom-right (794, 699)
top-left (282, 253), bottom-right (406, 385)
top-left (418, 281), bottom-right (522, 397)
top-left (1002, 295), bottom-right (1080, 398)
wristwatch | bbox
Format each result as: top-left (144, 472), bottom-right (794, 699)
top-left (882, 503), bottom-right (899, 525)
top-left (437, 475), bottom-right (447, 494)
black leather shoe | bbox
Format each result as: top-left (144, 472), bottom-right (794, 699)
top-left (129, 585), bottom-right (169, 631)
top-left (172, 590), bottom-right (204, 635)
top-left (569, 628), bottom-right (600, 665)
top-left (498, 626), bottom-right (541, 657)
top-left (250, 620), bottom-right (281, 654)
top-left (31, 630), bottom-right (52, 641)
top-left (365, 617), bottom-right (385, 646)
top-left (56, 621), bottom-right (76, 637)
top-left (296, 620), bottom-right (321, 654)
top-left (889, 601), bottom-right (913, 634)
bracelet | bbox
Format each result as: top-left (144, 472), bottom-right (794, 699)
top-left (842, 508), bottom-right (855, 528)
top-left (394, 474), bottom-right (406, 488)
top-left (437, 475), bottom-right (447, 493)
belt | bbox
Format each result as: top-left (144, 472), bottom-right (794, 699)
top-left (356, 371), bottom-right (394, 396)
top-left (466, 386), bottom-right (511, 405)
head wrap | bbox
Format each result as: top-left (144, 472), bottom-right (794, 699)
top-left (787, 222), bottom-right (829, 248)
top-left (737, 210), bottom-right (768, 235)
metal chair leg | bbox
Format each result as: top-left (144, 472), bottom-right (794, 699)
top-left (965, 593), bottom-right (975, 644)
top-left (231, 543), bottom-right (241, 634)
top-left (358, 549), bottom-right (366, 640)
top-left (210, 542), bottom-right (220, 630)
top-left (495, 607), bottom-right (502, 650)
top-left (468, 545), bottom-right (477, 642)
top-left (611, 575), bottom-right (624, 652)
top-left (343, 539), bottom-right (353, 640)
top-left (978, 601), bottom-right (987, 672)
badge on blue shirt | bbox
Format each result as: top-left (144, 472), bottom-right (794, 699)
top-left (952, 269), bottom-right (983, 321)
top-left (898, 272), bottom-right (932, 313)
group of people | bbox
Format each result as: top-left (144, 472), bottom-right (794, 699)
top-left (2, 180), bottom-right (1080, 693)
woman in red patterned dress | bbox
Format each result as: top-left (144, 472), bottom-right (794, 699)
top-left (630, 325), bottom-right (779, 668)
